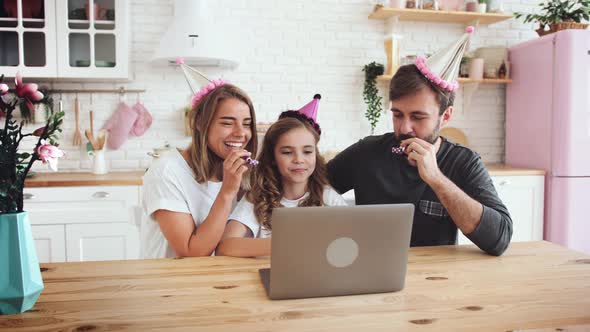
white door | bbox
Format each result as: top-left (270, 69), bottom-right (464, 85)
top-left (458, 175), bottom-right (545, 245)
top-left (66, 223), bottom-right (139, 262)
top-left (31, 224), bottom-right (66, 263)
top-left (55, 0), bottom-right (129, 79)
top-left (0, 0), bottom-right (57, 78)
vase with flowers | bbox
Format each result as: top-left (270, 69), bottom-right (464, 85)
top-left (515, 0), bottom-right (589, 36)
top-left (0, 72), bottom-right (65, 315)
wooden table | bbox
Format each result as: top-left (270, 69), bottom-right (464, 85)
top-left (1, 241), bottom-right (589, 331)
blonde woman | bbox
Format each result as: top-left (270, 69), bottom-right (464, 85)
top-left (140, 84), bottom-right (258, 258)
top-left (217, 96), bottom-right (347, 257)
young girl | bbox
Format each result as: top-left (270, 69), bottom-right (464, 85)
top-left (216, 95), bottom-right (348, 257)
top-left (140, 67), bottom-right (257, 258)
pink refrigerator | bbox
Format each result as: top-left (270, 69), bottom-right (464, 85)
top-left (506, 29), bottom-right (590, 254)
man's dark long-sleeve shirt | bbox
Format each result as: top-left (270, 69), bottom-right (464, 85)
top-left (327, 133), bottom-right (512, 256)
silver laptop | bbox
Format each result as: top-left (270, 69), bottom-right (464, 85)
top-left (259, 204), bottom-right (414, 300)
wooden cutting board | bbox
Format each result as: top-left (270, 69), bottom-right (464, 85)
top-left (440, 127), bottom-right (469, 146)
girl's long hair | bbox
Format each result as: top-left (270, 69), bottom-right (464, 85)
top-left (185, 84), bottom-right (258, 183)
top-left (247, 117), bottom-right (327, 231)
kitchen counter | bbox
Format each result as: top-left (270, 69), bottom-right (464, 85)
top-left (23, 163), bottom-right (544, 188)
top-left (24, 171), bottom-right (145, 187)
top-left (1, 241), bottom-right (588, 331)
top-left (485, 163), bottom-right (545, 176)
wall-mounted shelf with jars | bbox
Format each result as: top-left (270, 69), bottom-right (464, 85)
top-left (0, 0), bottom-right (129, 80)
top-left (369, 6), bottom-right (513, 26)
top-left (370, 3), bottom-right (512, 103)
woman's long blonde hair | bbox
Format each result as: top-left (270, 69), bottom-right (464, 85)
top-left (247, 117), bottom-right (327, 230)
top-left (185, 84), bottom-right (258, 183)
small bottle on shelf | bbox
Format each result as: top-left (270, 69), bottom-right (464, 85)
top-left (498, 61), bottom-right (507, 79)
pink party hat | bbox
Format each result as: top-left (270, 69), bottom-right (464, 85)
top-left (415, 26), bottom-right (475, 92)
top-left (278, 94), bottom-right (322, 135)
top-left (296, 93), bottom-right (321, 122)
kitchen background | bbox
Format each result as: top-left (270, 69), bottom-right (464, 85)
top-left (22, 0), bottom-right (542, 172)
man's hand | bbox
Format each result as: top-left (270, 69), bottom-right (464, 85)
top-left (400, 137), bottom-right (443, 186)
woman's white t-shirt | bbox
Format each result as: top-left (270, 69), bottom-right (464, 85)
top-left (229, 187), bottom-right (348, 238)
top-left (140, 149), bottom-right (234, 259)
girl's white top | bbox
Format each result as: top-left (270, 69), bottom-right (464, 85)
top-left (229, 186), bottom-right (348, 238)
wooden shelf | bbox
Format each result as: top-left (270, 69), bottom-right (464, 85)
top-left (458, 78), bottom-right (512, 84)
top-left (377, 75), bottom-right (512, 84)
top-left (369, 6), bottom-right (513, 25)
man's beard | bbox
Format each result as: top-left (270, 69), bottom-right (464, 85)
top-left (395, 128), bottom-right (440, 145)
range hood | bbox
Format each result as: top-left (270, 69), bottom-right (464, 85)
top-left (152, 0), bottom-right (238, 68)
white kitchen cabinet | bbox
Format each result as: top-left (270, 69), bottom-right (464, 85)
top-left (23, 185), bottom-right (140, 262)
top-left (55, 0), bottom-right (129, 79)
top-left (0, 0), bottom-right (129, 79)
top-left (0, 0), bottom-right (57, 77)
top-left (458, 175), bottom-right (545, 245)
top-left (66, 222), bottom-right (139, 261)
top-left (31, 224), bottom-right (66, 263)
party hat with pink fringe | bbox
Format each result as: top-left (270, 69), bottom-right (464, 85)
top-left (414, 26), bottom-right (475, 92)
top-left (175, 57), bottom-right (228, 108)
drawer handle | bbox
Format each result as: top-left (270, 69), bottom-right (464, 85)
top-left (92, 191), bottom-right (111, 199)
top-left (23, 193), bottom-right (35, 200)
top-left (497, 180), bottom-right (511, 186)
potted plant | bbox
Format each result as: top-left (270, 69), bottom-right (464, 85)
top-left (515, 0), bottom-right (590, 36)
top-left (0, 72), bottom-right (65, 315)
top-left (362, 62), bottom-right (384, 135)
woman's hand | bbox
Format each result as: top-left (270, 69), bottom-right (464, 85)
top-left (220, 150), bottom-right (251, 198)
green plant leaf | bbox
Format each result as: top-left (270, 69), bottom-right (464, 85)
top-left (362, 62), bottom-right (385, 134)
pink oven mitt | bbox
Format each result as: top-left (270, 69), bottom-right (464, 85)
top-left (102, 102), bottom-right (139, 150)
top-left (130, 102), bottom-right (152, 136)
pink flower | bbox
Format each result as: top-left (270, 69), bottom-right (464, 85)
top-left (15, 71), bottom-right (44, 102)
top-left (35, 139), bottom-right (65, 172)
top-left (0, 83), bottom-right (8, 95)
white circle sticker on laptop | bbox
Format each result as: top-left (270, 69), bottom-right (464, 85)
top-left (326, 237), bottom-right (359, 268)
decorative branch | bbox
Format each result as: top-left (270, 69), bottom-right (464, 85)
top-left (0, 72), bottom-right (64, 214)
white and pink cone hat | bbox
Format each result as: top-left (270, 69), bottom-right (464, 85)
top-left (175, 57), bottom-right (228, 108)
top-left (415, 26), bottom-right (475, 92)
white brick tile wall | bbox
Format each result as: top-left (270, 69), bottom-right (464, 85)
top-left (24, 0), bottom-right (544, 173)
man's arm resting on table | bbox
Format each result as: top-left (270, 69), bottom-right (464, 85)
top-left (429, 175), bottom-right (512, 256)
